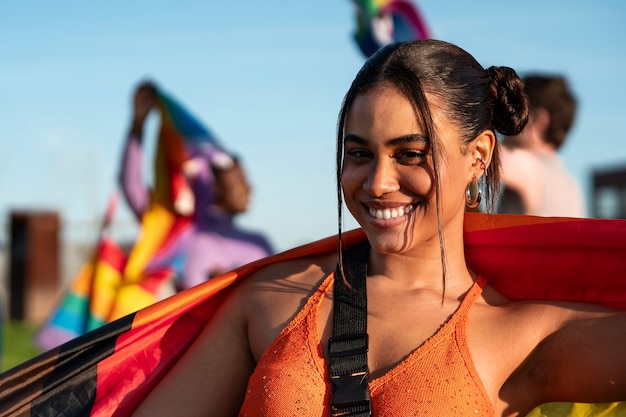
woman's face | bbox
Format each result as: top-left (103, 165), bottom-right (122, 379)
top-left (341, 85), bottom-right (474, 255)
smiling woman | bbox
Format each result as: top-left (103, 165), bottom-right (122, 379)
top-left (126, 39), bottom-right (626, 417)
top-left (2, 38), bottom-right (626, 417)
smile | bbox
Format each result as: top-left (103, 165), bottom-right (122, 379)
top-left (368, 204), bottom-right (414, 220)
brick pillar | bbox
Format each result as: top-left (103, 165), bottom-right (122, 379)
top-left (8, 211), bottom-right (61, 323)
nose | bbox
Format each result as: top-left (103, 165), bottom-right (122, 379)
top-left (363, 158), bottom-right (400, 197)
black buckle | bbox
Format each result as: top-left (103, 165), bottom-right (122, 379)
top-left (330, 371), bottom-right (371, 415)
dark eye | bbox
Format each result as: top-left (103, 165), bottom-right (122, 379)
top-left (396, 149), bottom-right (425, 165)
top-left (345, 148), bottom-right (373, 161)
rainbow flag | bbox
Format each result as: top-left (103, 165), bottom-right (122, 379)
top-left (34, 235), bottom-right (127, 349)
top-left (4, 213), bottom-right (626, 416)
top-left (352, 0), bottom-right (432, 58)
top-left (34, 195), bottom-right (127, 350)
top-left (35, 85), bottom-right (224, 351)
top-left (122, 86), bottom-right (223, 285)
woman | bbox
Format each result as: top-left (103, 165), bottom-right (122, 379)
top-left (131, 40), bottom-right (626, 416)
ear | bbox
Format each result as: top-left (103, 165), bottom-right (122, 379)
top-left (470, 130), bottom-right (496, 180)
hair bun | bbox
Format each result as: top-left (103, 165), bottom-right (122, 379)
top-left (487, 66), bottom-right (529, 136)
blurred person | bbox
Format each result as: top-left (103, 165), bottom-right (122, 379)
top-left (120, 81), bottom-right (274, 291)
top-left (499, 74), bottom-right (585, 217)
top-left (33, 81), bottom-right (277, 351)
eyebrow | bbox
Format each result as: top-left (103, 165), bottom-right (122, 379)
top-left (343, 133), bottom-right (429, 146)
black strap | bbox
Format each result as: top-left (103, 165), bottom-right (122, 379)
top-left (328, 241), bottom-right (371, 417)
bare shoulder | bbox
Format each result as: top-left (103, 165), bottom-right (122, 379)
top-left (468, 287), bottom-right (557, 371)
top-left (467, 288), bottom-right (563, 414)
top-left (232, 251), bottom-right (338, 361)
top-left (470, 287), bottom-right (603, 359)
top-left (236, 251), bottom-right (338, 299)
top-left (470, 285), bottom-right (626, 415)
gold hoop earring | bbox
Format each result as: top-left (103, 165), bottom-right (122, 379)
top-left (465, 176), bottom-right (482, 209)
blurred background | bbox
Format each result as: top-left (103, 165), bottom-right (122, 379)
top-left (1, 0), bottom-right (625, 368)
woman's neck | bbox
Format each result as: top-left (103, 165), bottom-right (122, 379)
top-left (366, 237), bottom-right (474, 292)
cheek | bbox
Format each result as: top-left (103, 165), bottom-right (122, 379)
top-left (339, 169), bottom-right (362, 214)
top-left (437, 161), bottom-right (469, 204)
top-left (394, 164), bottom-right (435, 201)
top-left (339, 165), bottom-right (366, 198)
top-left (407, 167), bottom-right (434, 196)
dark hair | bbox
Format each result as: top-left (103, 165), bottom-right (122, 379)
top-left (335, 39), bottom-right (528, 289)
top-left (522, 74), bottom-right (577, 150)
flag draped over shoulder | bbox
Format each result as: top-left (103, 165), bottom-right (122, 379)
top-left (35, 87), bottom-right (223, 351)
top-left (352, 0), bottom-right (432, 58)
top-left (3, 213), bottom-right (626, 416)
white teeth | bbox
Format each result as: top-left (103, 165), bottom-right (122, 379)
top-left (369, 205), bottom-right (413, 220)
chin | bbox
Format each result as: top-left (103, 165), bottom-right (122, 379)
top-left (363, 229), bottom-right (417, 255)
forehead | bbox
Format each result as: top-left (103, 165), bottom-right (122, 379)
top-left (344, 86), bottom-right (424, 139)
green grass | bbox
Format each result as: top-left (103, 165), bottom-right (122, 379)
top-left (2, 320), bottom-right (44, 372)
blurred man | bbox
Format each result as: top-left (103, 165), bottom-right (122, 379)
top-left (499, 74), bottom-right (585, 217)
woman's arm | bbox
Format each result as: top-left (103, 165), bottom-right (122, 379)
top-left (118, 82), bottom-right (157, 219)
top-left (131, 286), bottom-right (255, 417)
top-left (119, 135), bottom-right (150, 218)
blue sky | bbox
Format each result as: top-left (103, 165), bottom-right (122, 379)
top-left (1, 0), bottom-right (625, 252)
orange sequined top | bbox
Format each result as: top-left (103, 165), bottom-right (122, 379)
top-left (238, 274), bottom-right (493, 416)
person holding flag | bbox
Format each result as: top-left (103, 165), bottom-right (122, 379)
top-left (33, 81), bottom-right (275, 352)
top-left (119, 81), bottom-right (274, 292)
